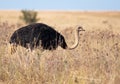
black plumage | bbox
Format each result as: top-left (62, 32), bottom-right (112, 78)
top-left (9, 23), bottom-right (67, 50)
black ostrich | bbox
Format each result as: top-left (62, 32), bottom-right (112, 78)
top-left (9, 23), bottom-right (85, 54)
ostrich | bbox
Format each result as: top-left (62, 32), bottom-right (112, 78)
top-left (9, 23), bottom-right (85, 54)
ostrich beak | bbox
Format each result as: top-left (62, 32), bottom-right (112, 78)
top-left (81, 29), bottom-right (85, 31)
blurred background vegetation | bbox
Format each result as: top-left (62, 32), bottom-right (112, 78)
top-left (20, 10), bottom-right (39, 24)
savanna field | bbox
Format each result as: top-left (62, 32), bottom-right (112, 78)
top-left (0, 11), bottom-right (120, 84)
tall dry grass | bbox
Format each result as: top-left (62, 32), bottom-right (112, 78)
top-left (0, 11), bottom-right (120, 84)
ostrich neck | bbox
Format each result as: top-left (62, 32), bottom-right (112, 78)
top-left (68, 30), bottom-right (79, 50)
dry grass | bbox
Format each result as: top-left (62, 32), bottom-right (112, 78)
top-left (0, 11), bottom-right (120, 84)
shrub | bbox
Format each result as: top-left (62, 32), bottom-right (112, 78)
top-left (20, 10), bottom-right (39, 24)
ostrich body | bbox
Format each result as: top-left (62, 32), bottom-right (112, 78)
top-left (9, 23), bottom-right (85, 53)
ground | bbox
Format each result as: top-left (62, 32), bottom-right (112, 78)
top-left (0, 11), bottom-right (120, 84)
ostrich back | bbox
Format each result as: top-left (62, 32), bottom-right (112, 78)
top-left (9, 23), bottom-right (67, 50)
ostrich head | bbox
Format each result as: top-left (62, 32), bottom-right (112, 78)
top-left (77, 26), bottom-right (85, 32)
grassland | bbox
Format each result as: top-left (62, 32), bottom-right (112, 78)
top-left (0, 10), bottom-right (120, 84)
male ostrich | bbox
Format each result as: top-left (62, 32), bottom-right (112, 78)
top-left (9, 23), bottom-right (85, 54)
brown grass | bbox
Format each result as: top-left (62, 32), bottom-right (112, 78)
top-left (0, 11), bottom-right (120, 84)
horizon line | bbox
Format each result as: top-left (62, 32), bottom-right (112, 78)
top-left (0, 9), bottom-right (120, 12)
